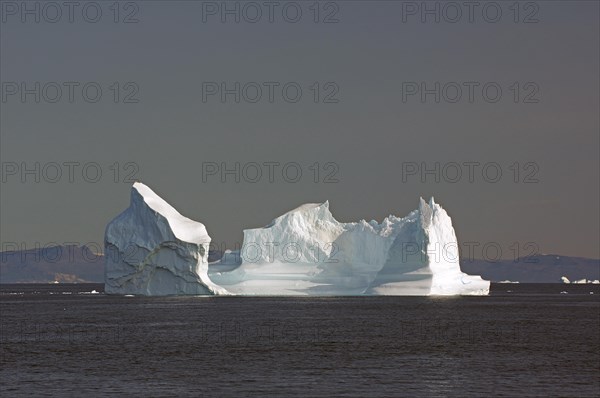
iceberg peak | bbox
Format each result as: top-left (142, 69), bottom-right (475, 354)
top-left (131, 182), bottom-right (210, 245)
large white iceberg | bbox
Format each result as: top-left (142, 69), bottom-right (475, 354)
top-left (104, 182), bottom-right (228, 296)
top-left (105, 183), bottom-right (489, 296)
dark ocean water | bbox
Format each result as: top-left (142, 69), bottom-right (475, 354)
top-left (1, 284), bottom-right (599, 397)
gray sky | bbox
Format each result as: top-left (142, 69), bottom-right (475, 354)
top-left (1, 1), bottom-right (598, 259)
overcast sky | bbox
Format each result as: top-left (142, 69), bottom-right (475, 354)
top-left (1, 1), bottom-right (598, 259)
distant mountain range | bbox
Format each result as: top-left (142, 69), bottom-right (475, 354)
top-left (1, 245), bottom-right (598, 284)
top-left (0, 245), bottom-right (104, 283)
top-left (461, 255), bottom-right (599, 283)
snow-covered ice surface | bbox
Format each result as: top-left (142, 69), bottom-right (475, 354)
top-left (105, 183), bottom-right (489, 296)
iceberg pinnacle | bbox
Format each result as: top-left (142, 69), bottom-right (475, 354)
top-left (104, 182), bottom-right (228, 296)
top-left (105, 183), bottom-right (489, 296)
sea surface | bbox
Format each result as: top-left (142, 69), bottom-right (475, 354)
top-left (1, 283), bottom-right (599, 397)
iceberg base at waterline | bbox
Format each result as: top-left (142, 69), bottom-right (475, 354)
top-left (104, 183), bottom-right (490, 296)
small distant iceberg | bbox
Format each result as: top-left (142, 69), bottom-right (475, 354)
top-left (79, 290), bottom-right (100, 295)
top-left (561, 276), bottom-right (600, 284)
